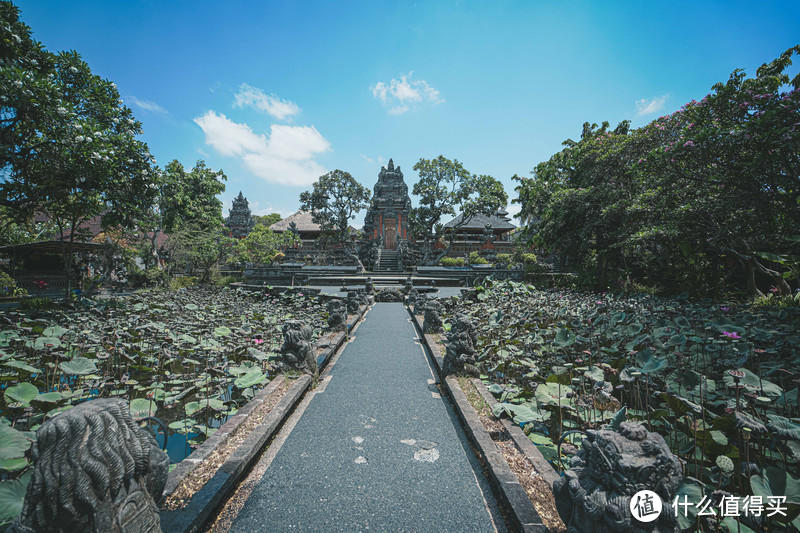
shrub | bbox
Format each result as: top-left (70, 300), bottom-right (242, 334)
top-left (753, 292), bottom-right (800, 308)
top-left (169, 276), bottom-right (197, 290)
top-left (495, 253), bottom-right (512, 266)
top-left (0, 270), bottom-right (27, 297)
top-left (520, 253), bottom-right (537, 264)
top-left (469, 251), bottom-right (489, 265)
top-left (440, 257), bottom-right (465, 267)
top-left (214, 275), bottom-right (238, 287)
top-left (19, 297), bottom-right (54, 311)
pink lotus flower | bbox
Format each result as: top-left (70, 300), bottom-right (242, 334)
top-left (722, 331), bottom-right (741, 339)
top-left (720, 306), bottom-right (730, 312)
top-left (253, 337), bottom-right (264, 345)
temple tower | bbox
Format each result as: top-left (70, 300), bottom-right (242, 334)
top-left (226, 191), bottom-right (255, 238)
top-left (363, 159), bottom-right (412, 249)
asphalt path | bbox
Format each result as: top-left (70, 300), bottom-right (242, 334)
top-left (230, 303), bottom-right (503, 532)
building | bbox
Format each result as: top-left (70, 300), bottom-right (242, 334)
top-left (269, 210), bottom-right (323, 244)
top-left (363, 159), bottom-right (412, 250)
top-left (225, 191), bottom-right (255, 238)
top-left (439, 209), bottom-right (516, 256)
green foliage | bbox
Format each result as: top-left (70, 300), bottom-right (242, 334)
top-left (254, 213), bottom-right (282, 227)
top-left (445, 279), bottom-right (800, 516)
top-left (127, 265), bottom-right (168, 288)
top-left (159, 160), bottom-right (227, 233)
top-left (0, 270), bottom-right (26, 297)
top-left (18, 297), bottom-right (53, 312)
top-left (469, 251), bottom-right (488, 264)
top-left (440, 256), bottom-right (465, 267)
top-left (300, 170), bottom-right (370, 242)
top-left (494, 253), bottom-right (512, 266)
top-left (168, 276), bottom-right (197, 291)
top-left (163, 225), bottom-right (232, 283)
top-left (514, 46), bottom-right (800, 296)
top-left (0, 3), bottom-right (158, 238)
top-left (410, 156), bottom-right (508, 243)
top-left (232, 224), bottom-right (299, 265)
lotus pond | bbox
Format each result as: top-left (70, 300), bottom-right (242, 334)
top-left (441, 280), bottom-right (800, 531)
top-left (0, 286), bottom-right (330, 475)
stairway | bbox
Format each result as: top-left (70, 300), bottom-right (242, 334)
top-left (374, 249), bottom-right (401, 272)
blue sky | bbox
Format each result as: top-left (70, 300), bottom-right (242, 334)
top-left (16, 1), bottom-right (800, 226)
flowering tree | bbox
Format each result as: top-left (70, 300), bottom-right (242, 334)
top-left (515, 46), bottom-right (800, 296)
top-left (1, 4), bottom-right (158, 294)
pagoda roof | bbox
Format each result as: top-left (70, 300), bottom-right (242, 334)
top-left (442, 211), bottom-right (516, 231)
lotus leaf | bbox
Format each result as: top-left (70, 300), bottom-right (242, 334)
top-left (3, 383), bottom-right (38, 407)
top-left (59, 357), bottom-right (98, 376)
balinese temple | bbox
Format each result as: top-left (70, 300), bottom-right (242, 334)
top-left (226, 191), bottom-right (255, 238)
top-left (363, 159), bottom-right (412, 250)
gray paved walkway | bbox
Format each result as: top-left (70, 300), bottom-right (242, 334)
top-left (231, 303), bottom-right (502, 532)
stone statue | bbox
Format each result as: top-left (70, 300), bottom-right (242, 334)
top-left (11, 398), bottom-right (168, 533)
top-left (553, 421), bottom-right (683, 533)
top-left (442, 315), bottom-right (479, 376)
top-left (414, 293), bottom-right (428, 313)
top-left (345, 290), bottom-right (361, 313)
top-left (280, 321), bottom-right (317, 376)
top-left (364, 277), bottom-right (375, 294)
top-left (403, 276), bottom-right (413, 294)
top-left (374, 288), bottom-right (403, 302)
top-left (327, 299), bottom-right (346, 331)
top-left (407, 287), bottom-right (419, 305)
top-left (423, 300), bottom-right (443, 333)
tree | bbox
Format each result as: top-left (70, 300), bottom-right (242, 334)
top-left (514, 47), bottom-right (800, 296)
top-left (410, 156), bottom-right (508, 264)
top-left (254, 213), bottom-right (282, 227)
top-left (299, 169), bottom-right (370, 242)
top-left (232, 224), bottom-right (299, 265)
top-left (1, 5), bottom-right (159, 295)
top-left (137, 160), bottom-right (227, 268)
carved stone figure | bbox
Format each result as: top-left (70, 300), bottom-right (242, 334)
top-left (364, 277), bottom-right (375, 294)
top-left (403, 277), bottom-right (413, 294)
top-left (327, 299), bottom-right (347, 331)
top-left (374, 288), bottom-right (403, 302)
top-left (414, 293), bottom-right (428, 313)
top-left (553, 421), bottom-right (683, 533)
top-left (11, 398), bottom-right (168, 533)
top-left (346, 290), bottom-right (361, 313)
top-left (423, 300), bottom-right (443, 333)
top-left (280, 321), bottom-right (317, 375)
top-left (442, 315), bottom-right (479, 376)
top-left (407, 287), bottom-right (419, 305)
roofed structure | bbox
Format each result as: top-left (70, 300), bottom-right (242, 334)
top-left (270, 210), bottom-right (322, 239)
top-left (442, 209), bottom-right (516, 233)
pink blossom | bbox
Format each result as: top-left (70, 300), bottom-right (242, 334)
top-left (722, 331), bottom-right (741, 339)
top-left (720, 306), bottom-right (730, 312)
top-left (253, 337), bottom-right (264, 345)
top-left (683, 140), bottom-right (695, 147)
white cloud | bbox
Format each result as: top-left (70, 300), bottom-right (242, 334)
top-left (360, 154), bottom-right (386, 165)
top-left (249, 201), bottom-right (295, 218)
top-left (234, 83), bottom-right (300, 121)
top-left (635, 94), bottom-right (669, 116)
top-left (507, 203), bottom-right (521, 219)
top-left (126, 96), bottom-right (167, 114)
top-left (194, 110), bottom-right (330, 187)
top-left (371, 72), bottom-right (443, 115)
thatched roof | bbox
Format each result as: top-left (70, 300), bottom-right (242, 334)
top-left (269, 210), bottom-right (321, 233)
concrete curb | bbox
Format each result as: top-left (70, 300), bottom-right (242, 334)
top-left (470, 379), bottom-right (560, 489)
top-left (159, 303), bottom-right (369, 533)
top-left (408, 305), bottom-right (549, 533)
top-left (159, 375), bottom-right (312, 533)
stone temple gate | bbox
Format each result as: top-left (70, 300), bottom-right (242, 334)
top-left (363, 159), bottom-right (411, 250)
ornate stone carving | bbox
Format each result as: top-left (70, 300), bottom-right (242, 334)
top-left (327, 299), bottom-right (347, 331)
top-left (423, 300), bottom-right (443, 333)
top-left (363, 158), bottom-right (412, 248)
top-left (345, 290), bottom-right (361, 313)
top-left (225, 191), bottom-right (255, 239)
top-left (553, 421), bottom-right (683, 533)
top-left (407, 287), bottom-right (419, 305)
top-left (414, 293), bottom-right (428, 313)
top-left (403, 276), bottom-right (413, 294)
top-left (442, 315), bottom-right (479, 376)
top-left (364, 277), bottom-right (375, 294)
top-left (280, 321), bottom-right (317, 375)
top-left (374, 288), bottom-right (403, 302)
top-left (11, 398), bottom-right (168, 533)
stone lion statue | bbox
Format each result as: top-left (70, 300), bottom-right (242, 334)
top-left (280, 320), bottom-right (317, 376)
top-left (442, 315), bottom-right (479, 376)
top-left (553, 421), bottom-right (683, 532)
top-left (327, 299), bottom-right (347, 331)
top-left (422, 300), bottom-right (443, 333)
top-left (11, 398), bottom-right (168, 533)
